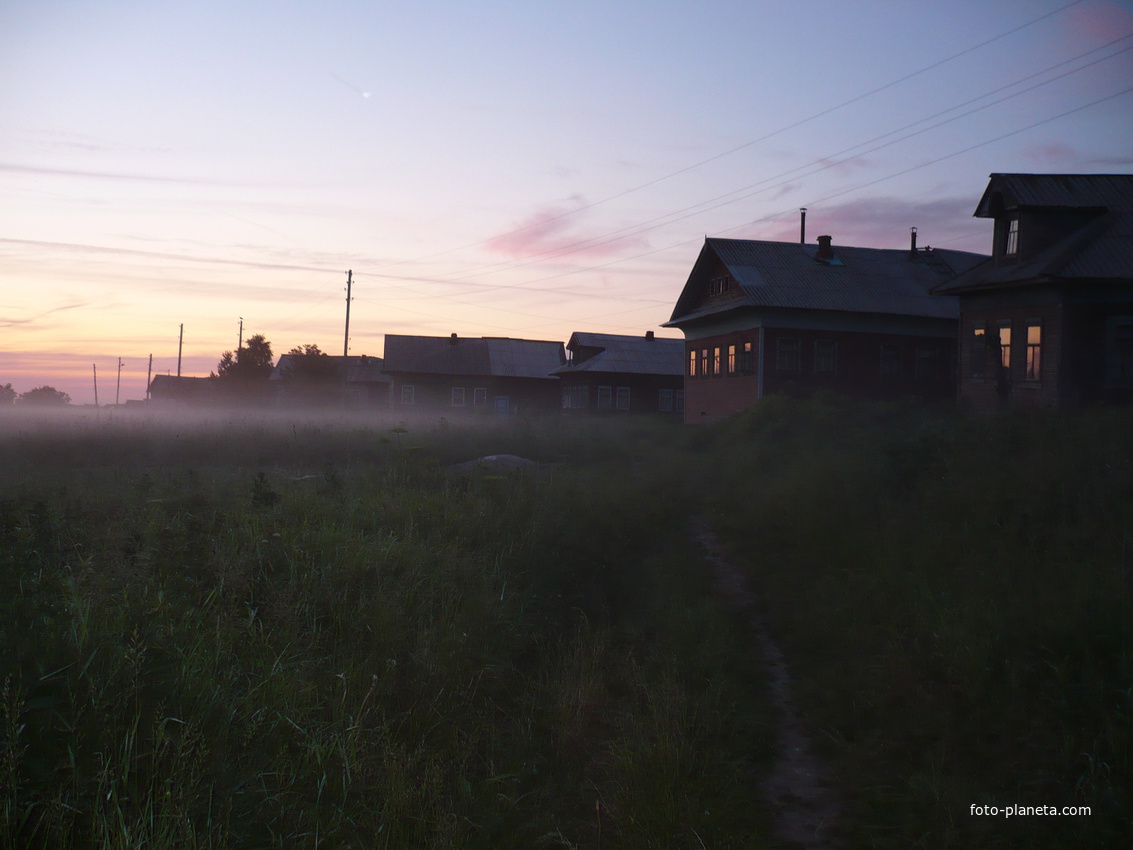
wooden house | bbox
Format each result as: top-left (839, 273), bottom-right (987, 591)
top-left (664, 235), bottom-right (986, 422)
top-left (382, 333), bottom-right (565, 417)
top-left (147, 374), bottom-right (218, 405)
top-left (933, 173), bottom-right (1133, 410)
top-left (270, 354), bottom-right (390, 407)
top-left (554, 331), bottom-right (685, 415)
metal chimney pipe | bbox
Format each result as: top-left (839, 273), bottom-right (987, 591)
top-left (800, 208), bottom-right (807, 244)
top-left (910, 227), bottom-right (918, 256)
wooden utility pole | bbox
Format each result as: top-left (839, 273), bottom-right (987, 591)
top-left (92, 364), bottom-right (99, 407)
top-left (115, 358), bottom-right (123, 406)
top-left (177, 324), bottom-right (183, 377)
top-left (343, 270), bottom-right (353, 357)
top-left (146, 354), bottom-right (152, 400)
top-left (238, 317), bottom-right (244, 356)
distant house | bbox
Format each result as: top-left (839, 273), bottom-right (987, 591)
top-left (933, 173), bottom-right (1133, 410)
top-left (664, 235), bottom-right (986, 422)
top-left (270, 354), bottom-right (390, 407)
top-left (382, 333), bottom-right (565, 417)
top-left (554, 331), bottom-right (685, 415)
top-left (148, 374), bottom-right (218, 404)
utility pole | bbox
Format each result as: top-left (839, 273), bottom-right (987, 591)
top-left (92, 364), bottom-right (99, 407)
top-left (146, 354), bottom-right (152, 400)
top-left (115, 358), bottom-right (123, 406)
top-left (177, 324), bottom-right (183, 377)
top-left (238, 317), bottom-right (244, 357)
top-left (343, 270), bottom-right (353, 357)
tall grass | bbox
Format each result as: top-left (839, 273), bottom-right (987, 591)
top-left (692, 396), bottom-right (1132, 848)
top-left (0, 408), bottom-right (771, 849)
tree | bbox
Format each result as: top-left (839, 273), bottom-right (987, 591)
top-left (0, 383), bottom-right (15, 406)
top-left (215, 334), bottom-right (274, 380)
top-left (19, 386), bottom-right (71, 406)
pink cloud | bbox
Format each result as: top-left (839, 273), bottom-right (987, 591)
top-left (1067, 1), bottom-right (1133, 44)
top-left (1022, 142), bottom-right (1080, 165)
top-left (485, 199), bottom-right (649, 261)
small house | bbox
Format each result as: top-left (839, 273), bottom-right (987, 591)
top-left (382, 334), bottom-right (565, 417)
top-left (270, 354), bottom-right (390, 407)
top-left (554, 331), bottom-right (685, 414)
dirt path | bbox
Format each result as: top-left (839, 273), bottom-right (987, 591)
top-left (691, 518), bottom-right (843, 849)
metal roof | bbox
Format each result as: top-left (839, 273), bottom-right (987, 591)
top-left (666, 238), bottom-right (985, 326)
top-left (382, 334), bottom-right (565, 379)
top-left (938, 174), bottom-right (1133, 293)
top-left (975, 173), bottom-right (1133, 216)
top-left (270, 354), bottom-right (389, 384)
top-left (555, 332), bottom-right (684, 376)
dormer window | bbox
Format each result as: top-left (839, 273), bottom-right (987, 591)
top-left (709, 275), bottom-right (733, 297)
top-left (1004, 217), bottom-right (1019, 256)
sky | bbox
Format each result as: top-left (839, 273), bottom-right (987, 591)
top-left (2, 0), bottom-right (1132, 405)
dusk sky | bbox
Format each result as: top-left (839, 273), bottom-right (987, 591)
top-left (3, 0), bottom-right (1132, 404)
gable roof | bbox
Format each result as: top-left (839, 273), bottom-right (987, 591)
top-left (382, 334), bottom-right (565, 379)
top-left (974, 173), bottom-right (1133, 216)
top-left (270, 354), bottom-right (389, 383)
top-left (666, 237), bottom-right (985, 327)
top-left (554, 332), bottom-right (684, 376)
top-left (936, 174), bottom-right (1133, 294)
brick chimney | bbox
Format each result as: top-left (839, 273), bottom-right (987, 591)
top-left (645, 330), bottom-right (655, 340)
top-left (450, 332), bottom-right (458, 345)
top-left (816, 234), bottom-right (835, 261)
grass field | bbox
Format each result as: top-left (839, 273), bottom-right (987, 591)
top-left (0, 401), bottom-right (1129, 848)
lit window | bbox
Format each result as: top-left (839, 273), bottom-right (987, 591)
top-left (616, 387), bottom-right (630, 410)
top-left (597, 386), bottom-right (612, 410)
top-left (1025, 321), bottom-right (1041, 381)
top-left (971, 325), bottom-right (986, 379)
top-left (712, 347), bottom-right (721, 376)
top-left (700, 349), bottom-right (709, 376)
top-left (688, 349), bottom-right (696, 377)
top-left (998, 321), bottom-right (1012, 370)
top-left (727, 344), bottom-right (736, 374)
top-left (451, 387), bottom-right (465, 406)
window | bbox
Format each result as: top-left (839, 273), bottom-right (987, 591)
top-left (814, 340), bottom-right (837, 374)
top-left (562, 386), bottom-right (588, 410)
top-left (879, 344), bottom-right (901, 377)
top-left (451, 387), bottom-right (465, 406)
top-left (700, 348), bottom-right (709, 376)
top-left (776, 338), bottom-right (801, 372)
top-left (727, 344), bottom-right (736, 374)
top-left (1106, 317), bottom-right (1133, 388)
top-left (659, 388), bottom-right (673, 412)
top-left (741, 341), bottom-right (753, 373)
top-left (712, 347), bottom-right (721, 376)
top-left (688, 349), bottom-right (697, 377)
top-left (597, 385), bottom-right (612, 410)
top-left (1025, 320), bottom-right (1041, 381)
top-left (400, 384), bottom-right (415, 405)
top-left (1005, 217), bottom-right (1019, 256)
top-left (473, 387), bottom-right (487, 406)
top-left (971, 325), bottom-right (987, 379)
top-left (616, 387), bottom-right (630, 410)
top-left (998, 321), bottom-right (1012, 370)
top-left (914, 347), bottom-right (935, 380)
top-left (675, 389), bottom-right (685, 413)
top-left (709, 275), bottom-right (732, 297)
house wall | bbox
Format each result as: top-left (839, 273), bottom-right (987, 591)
top-left (559, 373), bottom-right (685, 415)
top-left (683, 323), bottom-right (955, 422)
top-left (386, 374), bottom-right (559, 416)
